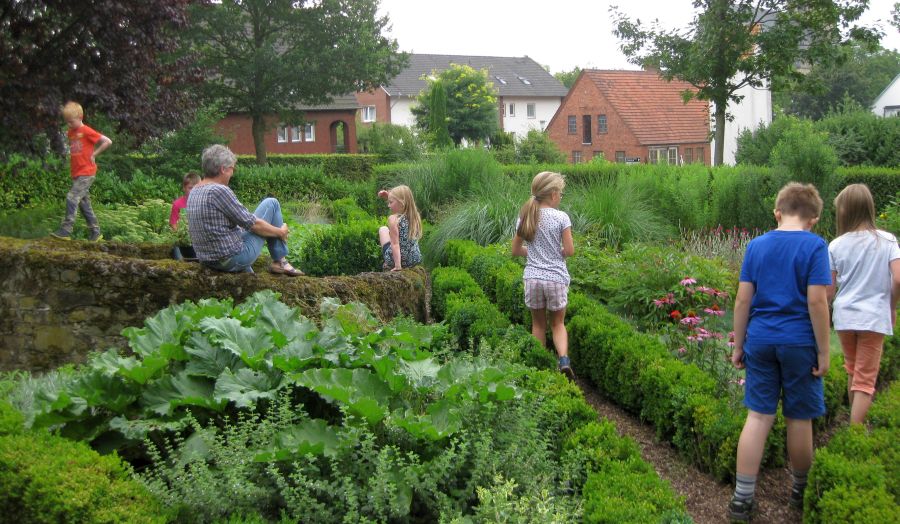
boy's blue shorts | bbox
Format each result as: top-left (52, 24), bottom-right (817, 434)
top-left (742, 343), bottom-right (825, 419)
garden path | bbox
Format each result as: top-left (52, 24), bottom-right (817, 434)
top-left (574, 376), bottom-right (844, 524)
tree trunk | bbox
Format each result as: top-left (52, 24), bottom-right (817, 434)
top-left (713, 106), bottom-right (726, 166)
top-left (251, 113), bottom-right (268, 165)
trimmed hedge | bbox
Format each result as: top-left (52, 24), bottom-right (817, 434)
top-left (0, 402), bottom-right (164, 523)
top-left (293, 219), bottom-right (382, 276)
top-left (236, 153), bottom-right (379, 181)
top-left (806, 383), bottom-right (900, 523)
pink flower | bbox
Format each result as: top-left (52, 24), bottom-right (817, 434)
top-left (680, 277), bottom-right (697, 286)
top-left (704, 305), bottom-right (725, 316)
top-left (677, 347), bottom-right (687, 355)
top-left (680, 315), bottom-right (702, 326)
top-left (696, 286), bottom-right (714, 295)
top-left (738, 378), bottom-right (746, 386)
top-left (696, 328), bottom-right (712, 339)
top-left (727, 341), bottom-right (736, 348)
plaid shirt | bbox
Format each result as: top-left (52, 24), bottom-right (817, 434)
top-left (186, 183), bottom-right (256, 262)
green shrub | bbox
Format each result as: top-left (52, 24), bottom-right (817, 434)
top-left (0, 432), bottom-right (165, 523)
top-left (234, 153), bottom-right (378, 181)
top-left (0, 401), bottom-right (23, 436)
top-left (868, 383), bottom-right (899, 428)
top-left (326, 197), bottom-right (373, 223)
top-left (293, 219), bottom-right (382, 276)
top-left (445, 293), bottom-right (510, 351)
top-left (839, 167), bottom-right (900, 211)
top-left (430, 266), bottom-right (484, 321)
top-left (357, 123), bottom-right (424, 163)
top-left (515, 130), bottom-right (566, 164)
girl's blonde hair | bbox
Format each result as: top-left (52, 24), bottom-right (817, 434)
top-left (388, 185), bottom-right (422, 240)
top-left (516, 171), bottom-right (565, 242)
top-left (834, 183), bottom-right (876, 236)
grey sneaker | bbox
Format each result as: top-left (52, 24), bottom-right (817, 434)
top-left (557, 356), bottom-right (575, 379)
top-left (50, 229), bottom-right (71, 240)
top-left (728, 496), bottom-right (756, 523)
top-left (88, 230), bottom-right (103, 242)
top-left (789, 485), bottom-right (804, 510)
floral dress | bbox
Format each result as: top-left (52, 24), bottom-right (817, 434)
top-left (382, 214), bottom-right (422, 268)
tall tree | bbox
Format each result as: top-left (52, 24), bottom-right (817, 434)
top-left (613, 0), bottom-right (878, 165)
top-left (187, 0), bottom-right (406, 164)
top-left (773, 44), bottom-right (900, 119)
top-left (427, 79), bottom-right (453, 150)
top-left (0, 0), bottom-right (197, 156)
top-left (412, 64), bottom-right (498, 146)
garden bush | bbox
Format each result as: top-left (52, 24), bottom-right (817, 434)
top-left (0, 429), bottom-right (165, 523)
top-left (293, 219), bottom-right (382, 276)
top-left (235, 153), bottom-right (379, 181)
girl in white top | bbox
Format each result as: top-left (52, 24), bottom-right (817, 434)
top-left (512, 171), bottom-right (575, 377)
top-left (828, 183), bottom-right (900, 424)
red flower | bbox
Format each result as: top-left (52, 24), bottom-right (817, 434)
top-left (670, 310), bottom-right (682, 320)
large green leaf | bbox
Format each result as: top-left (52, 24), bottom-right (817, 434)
top-left (291, 368), bottom-right (391, 424)
top-left (199, 317), bottom-right (274, 369)
top-left (393, 399), bottom-right (462, 440)
top-left (254, 419), bottom-right (341, 461)
top-left (30, 390), bottom-right (88, 429)
top-left (141, 371), bottom-right (222, 416)
top-left (184, 332), bottom-right (243, 378)
top-left (71, 370), bottom-right (139, 412)
top-left (214, 368), bottom-right (282, 408)
top-left (109, 414), bottom-right (192, 441)
top-left (121, 303), bottom-right (191, 359)
top-left (397, 358), bottom-right (442, 390)
top-left (250, 290), bottom-right (317, 346)
top-left (271, 336), bottom-right (317, 373)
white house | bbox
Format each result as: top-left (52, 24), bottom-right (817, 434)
top-left (872, 73), bottom-right (900, 117)
top-left (710, 83), bottom-right (773, 165)
top-left (356, 54), bottom-right (569, 139)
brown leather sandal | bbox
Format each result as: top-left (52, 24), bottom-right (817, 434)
top-left (269, 260), bottom-right (304, 276)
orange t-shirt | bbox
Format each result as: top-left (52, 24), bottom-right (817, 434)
top-left (67, 124), bottom-right (103, 178)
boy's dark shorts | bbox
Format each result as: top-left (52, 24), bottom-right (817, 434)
top-left (742, 343), bottom-right (825, 419)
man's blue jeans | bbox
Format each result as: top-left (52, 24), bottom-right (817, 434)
top-left (204, 198), bottom-right (288, 273)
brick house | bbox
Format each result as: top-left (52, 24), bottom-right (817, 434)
top-left (215, 94), bottom-right (360, 155)
top-left (356, 54), bottom-right (568, 139)
top-left (547, 69), bottom-right (710, 165)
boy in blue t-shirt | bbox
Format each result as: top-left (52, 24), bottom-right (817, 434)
top-left (728, 182), bottom-right (831, 522)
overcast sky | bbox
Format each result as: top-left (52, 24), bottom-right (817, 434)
top-left (377, 0), bottom-right (900, 73)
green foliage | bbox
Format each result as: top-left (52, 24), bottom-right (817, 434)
top-left (425, 78), bottom-right (454, 150)
top-left (412, 64), bottom-right (499, 146)
top-left (229, 163), bottom-right (374, 210)
top-left (324, 197), bottom-right (373, 224)
top-left (818, 100), bottom-right (900, 168)
top-left (553, 67), bottom-right (582, 89)
top-left (357, 123), bottom-right (424, 163)
top-left (770, 118), bottom-right (839, 186)
top-left (773, 44), bottom-right (900, 121)
top-left (135, 104), bottom-right (230, 179)
top-left (707, 164), bottom-right (787, 231)
top-left (515, 130), bottom-right (566, 164)
top-left (0, 401), bottom-right (24, 436)
top-left (568, 242), bottom-right (736, 327)
top-left (292, 219), bottom-right (382, 276)
top-left (567, 176), bottom-right (675, 248)
top-left (0, 431), bottom-right (165, 523)
top-left (0, 154), bottom-right (70, 209)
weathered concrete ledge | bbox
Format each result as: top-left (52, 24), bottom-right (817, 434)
top-left (0, 237), bottom-right (428, 372)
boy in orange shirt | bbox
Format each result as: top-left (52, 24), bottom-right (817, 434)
top-left (51, 101), bottom-right (112, 241)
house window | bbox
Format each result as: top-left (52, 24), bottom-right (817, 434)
top-left (539, 120), bottom-right (546, 129)
top-left (668, 147), bottom-right (678, 165)
top-left (684, 148), bottom-right (693, 164)
top-left (649, 147), bottom-right (668, 164)
top-left (597, 114), bottom-right (608, 134)
top-left (615, 151), bottom-right (626, 163)
top-left (695, 146), bottom-right (704, 164)
top-left (508, 103), bottom-right (516, 117)
top-left (593, 151), bottom-right (604, 161)
top-left (290, 126), bottom-right (301, 142)
top-left (567, 115), bottom-right (577, 134)
top-left (582, 115), bottom-right (592, 144)
top-left (277, 126), bottom-right (288, 143)
top-left (362, 106), bottom-right (376, 122)
top-left (304, 123), bottom-right (315, 142)
top-left (572, 151), bottom-right (582, 164)
top-left (527, 103), bottom-right (536, 118)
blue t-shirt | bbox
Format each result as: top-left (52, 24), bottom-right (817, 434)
top-left (739, 230), bottom-right (831, 345)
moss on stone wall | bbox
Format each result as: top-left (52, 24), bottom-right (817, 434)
top-left (0, 236), bottom-right (427, 372)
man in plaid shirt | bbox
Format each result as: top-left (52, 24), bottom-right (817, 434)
top-left (186, 145), bottom-right (303, 276)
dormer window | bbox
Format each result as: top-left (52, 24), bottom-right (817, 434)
top-left (494, 75), bottom-right (507, 85)
top-left (517, 76), bottom-right (531, 85)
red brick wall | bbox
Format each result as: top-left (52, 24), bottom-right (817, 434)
top-left (216, 111), bottom-right (359, 155)
top-left (547, 77), bottom-right (710, 164)
top-left (355, 89), bottom-right (391, 126)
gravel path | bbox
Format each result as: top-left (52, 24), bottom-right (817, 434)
top-left (572, 376), bottom-right (834, 523)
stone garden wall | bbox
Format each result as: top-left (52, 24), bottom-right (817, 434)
top-left (0, 237), bottom-right (428, 372)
